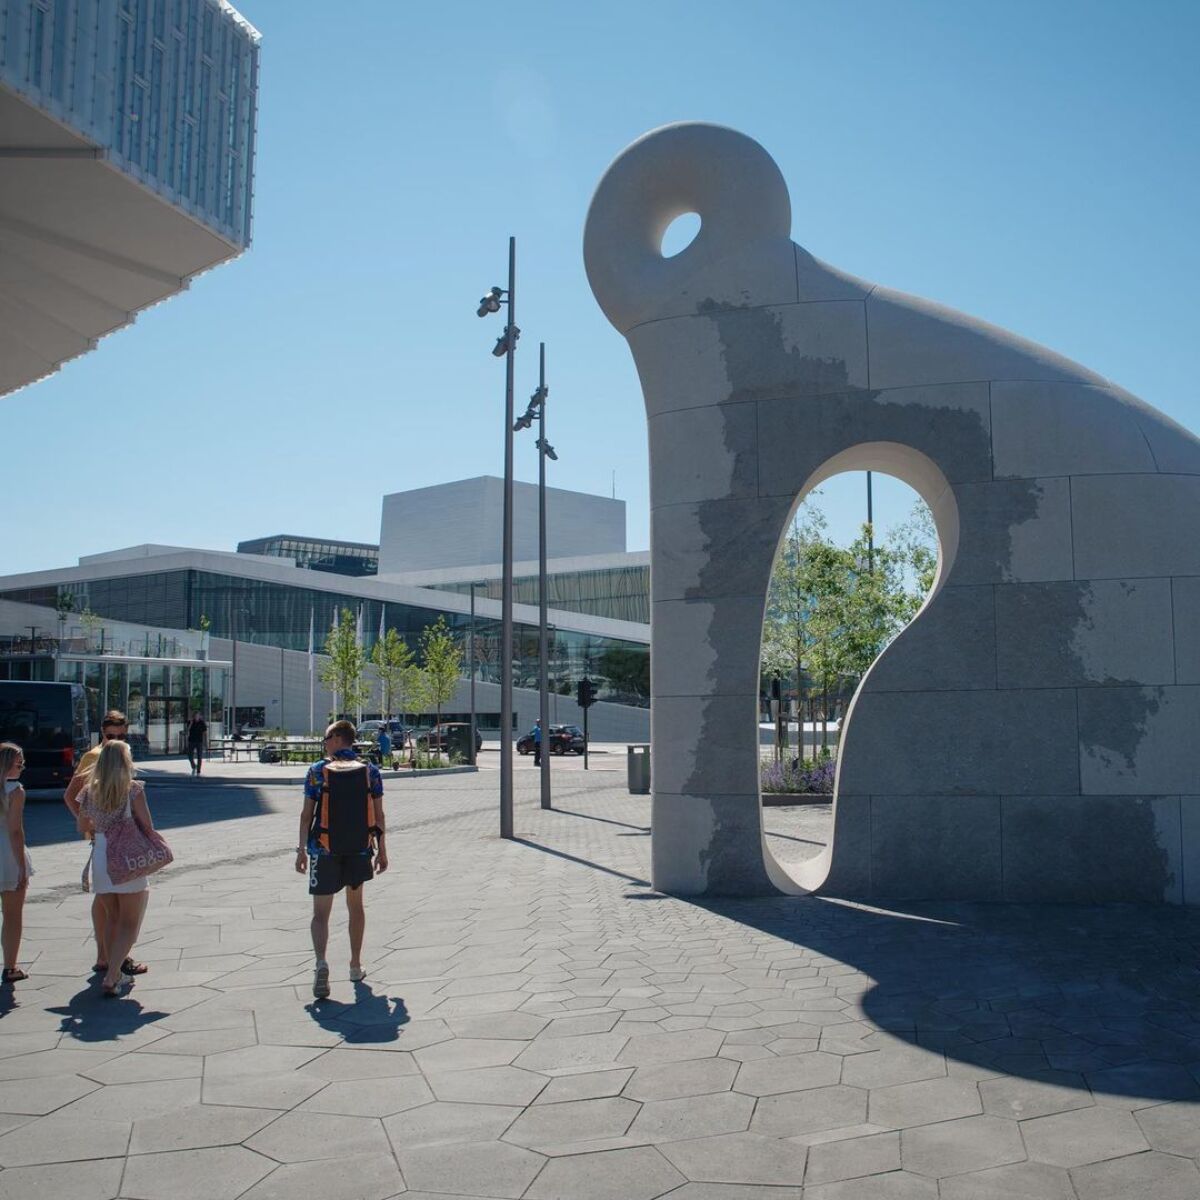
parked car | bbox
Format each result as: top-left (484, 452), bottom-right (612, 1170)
top-left (416, 723), bottom-right (482, 756)
top-left (516, 724), bottom-right (585, 756)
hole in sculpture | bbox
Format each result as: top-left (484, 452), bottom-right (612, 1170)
top-left (759, 472), bottom-right (938, 874)
top-left (660, 212), bottom-right (701, 257)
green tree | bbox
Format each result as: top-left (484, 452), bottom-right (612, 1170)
top-left (599, 646), bottom-right (649, 702)
top-left (320, 607), bottom-right (369, 720)
top-left (372, 628), bottom-right (418, 721)
top-left (415, 617), bottom-right (462, 731)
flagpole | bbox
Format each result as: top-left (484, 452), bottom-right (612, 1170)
top-left (308, 607), bottom-right (315, 734)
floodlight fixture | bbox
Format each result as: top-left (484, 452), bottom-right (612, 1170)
top-left (538, 438), bottom-right (558, 461)
top-left (476, 286), bottom-right (505, 318)
top-left (492, 324), bottom-right (520, 357)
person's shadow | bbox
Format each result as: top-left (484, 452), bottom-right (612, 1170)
top-left (305, 981), bottom-right (409, 1044)
top-left (47, 984), bottom-right (170, 1043)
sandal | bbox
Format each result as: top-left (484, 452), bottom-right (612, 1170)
top-left (1, 968), bottom-right (28, 983)
top-left (102, 972), bottom-right (132, 997)
top-left (121, 958), bottom-right (148, 976)
top-left (92, 962), bottom-right (106, 974)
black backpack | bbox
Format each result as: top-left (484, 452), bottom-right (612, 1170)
top-left (311, 760), bottom-right (380, 854)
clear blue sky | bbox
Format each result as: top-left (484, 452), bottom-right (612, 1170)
top-left (8, 0), bottom-right (1198, 575)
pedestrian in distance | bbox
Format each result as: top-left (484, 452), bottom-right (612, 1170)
top-left (377, 726), bottom-right (392, 770)
top-left (296, 720), bottom-right (387, 999)
top-left (0, 743), bottom-right (33, 984)
top-left (77, 740), bottom-right (156, 997)
top-left (532, 718), bottom-right (542, 767)
top-left (64, 710), bottom-right (148, 980)
top-left (186, 711), bottom-right (208, 776)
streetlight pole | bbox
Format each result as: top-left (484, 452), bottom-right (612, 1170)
top-left (537, 343), bottom-right (551, 810)
top-left (866, 470), bottom-right (875, 573)
top-left (468, 581), bottom-right (478, 767)
top-left (514, 344), bottom-right (558, 810)
top-left (477, 240), bottom-right (520, 838)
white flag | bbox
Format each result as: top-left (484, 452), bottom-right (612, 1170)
top-left (378, 605), bottom-right (386, 646)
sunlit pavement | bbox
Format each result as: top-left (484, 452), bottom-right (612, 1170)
top-left (3, 768), bottom-right (1199, 1200)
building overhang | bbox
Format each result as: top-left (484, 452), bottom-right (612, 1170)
top-left (0, 83), bottom-right (243, 398)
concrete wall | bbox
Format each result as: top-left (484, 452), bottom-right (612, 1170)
top-left (378, 477), bottom-right (626, 575)
top-left (209, 636), bottom-right (649, 744)
top-left (585, 121), bottom-right (1199, 904)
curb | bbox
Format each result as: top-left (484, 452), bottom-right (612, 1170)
top-left (762, 793), bottom-right (833, 807)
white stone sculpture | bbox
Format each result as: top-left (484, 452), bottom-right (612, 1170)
top-left (584, 122), bottom-right (1200, 903)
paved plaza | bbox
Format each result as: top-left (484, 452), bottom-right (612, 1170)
top-left (1, 759), bottom-right (1199, 1199)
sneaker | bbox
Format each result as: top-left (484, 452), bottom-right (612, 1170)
top-left (349, 965), bottom-right (366, 983)
top-left (313, 960), bottom-right (330, 999)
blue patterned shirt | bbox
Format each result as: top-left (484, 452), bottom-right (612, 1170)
top-left (304, 747), bottom-right (384, 804)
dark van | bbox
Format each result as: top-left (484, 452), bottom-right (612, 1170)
top-left (0, 681), bottom-right (90, 788)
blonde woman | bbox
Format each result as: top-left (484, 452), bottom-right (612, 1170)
top-left (78, 740), bottom-right (153, 996)
top-left (0, 742), bottom-right (33, 983)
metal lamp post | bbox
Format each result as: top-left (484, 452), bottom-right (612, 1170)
top-left (477, 239), bottom-right (519, 839)
top-left (468, 581), bottom-right (479, 767)
top-left (515, 343), bottom-right (556, 810)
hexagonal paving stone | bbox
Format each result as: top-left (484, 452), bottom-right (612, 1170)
top-left (245, 1111), bottom-right (391, 1163)
top-left (58, 1078), bottom-right (201, 1123)
top-left (0, 1113), bottom-right (131, 1166)
top-left (978, 1071), bottom-right (1093, 1120)
top-left (1086, 1062), bottom-right (1200, 1108)
top-left (396, 1139), bottom-right (545, 1199)
top-left (869, 1077), bottom-right (983, 1129)
top-left (525, 1144), bottom-right (686, 1200)
top-left (660, 1186), bottom-right (804, 1200)
top-left (383, 1101), bottom-right (523, 1149)
top-left (1069, 1150), bottom-right (1200, 1200)
top-left (411, 1038), bottom-right (523, 1074)
top-left (513, 1033), bottom-right (630, 1072)
top-left (297, 1048), bottom-right (420, 1080)
top-left (0, 1158), bottom-right (124, 1200)
top-left (805, 1131), bottom-right (900, 1184)
top-left (503, 1097), bottom-right (639, 1150)
top-left (236, 1153), bottom-right (404, 1200)
top-left (940, 1161), bottom-right (1076, 1200)
top-left (121, 1146), bottom-right (275, 1200)
top-left (1021, 1106), bottom-right (1149, 1168)
top-left (426, 1065), bottom-right (548, 1106)
top-left (842, 1048), bottom-right (946, 1090)
top-left (130, 1103), bottom-right (281, 1154)
top-left (627, 1092), bottom-right (754, 1143)
top-left (617, 1029), bottom-right (726, 1066)
top-left (750, 1084), bottom-right (868, 1138)
top-left (659, 1131), bottom-right (809, 1185)
top-left (298, 1075), bottom-right (434, 1117)
top-left (0, 1075), bottom-right (98, 1116)
top-left (734, 1052), bottom-right (843, 1097)
top-left (901, 1115), bottom-right (1025, 1178)
top-left (803, 1170), bottom-right (938, 1199)
top-left (535, 1069), bottom-right (634, 1105)
top-left (623, 1058), bottom-right (738, 1102)
top-left (1135, 1101), bottom-right (1200, 1158)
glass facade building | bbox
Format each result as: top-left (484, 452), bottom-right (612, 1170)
top-left (0, 0), bottom-right (260, 248)
top-left (0, 568), bottom-right (651, 707)
top-left (436, 563), bottom-right (650, 625)
top-left (237, 535), bottom-right (379, 578)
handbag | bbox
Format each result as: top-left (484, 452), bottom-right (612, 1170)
top-left (106, 811), bottom-right (173, 885)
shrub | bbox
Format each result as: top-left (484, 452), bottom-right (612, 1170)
top-left (761, 754), bottom-right (835, 795)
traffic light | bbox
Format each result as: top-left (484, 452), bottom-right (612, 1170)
top-left (576, 677), bottom-right (596, 709)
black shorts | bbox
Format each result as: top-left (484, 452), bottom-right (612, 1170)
top-left (308, 851), bottom-right (374, 895)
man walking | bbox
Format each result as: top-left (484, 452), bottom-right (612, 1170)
top-left (186, 711), bottom-right (207, 776)
top-left (296, 720), bottom-right (387, 998)
top-left (532, 718), bottom-right (542, 767)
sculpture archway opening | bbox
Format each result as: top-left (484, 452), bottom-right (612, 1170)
top-left (758, 447), bottom-right (956, 897)
top-left (585, 121), bottom-right (1200, 904)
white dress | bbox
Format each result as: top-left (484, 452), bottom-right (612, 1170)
top-left (83, 785), bottom-right (149, 895)
top-left (0, 780), bottom-right (34, 891)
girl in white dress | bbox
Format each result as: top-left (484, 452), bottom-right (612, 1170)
top-left (78, 740), bottom-right (153, 996)
top-left (0, 742), bottom-right (33, 984)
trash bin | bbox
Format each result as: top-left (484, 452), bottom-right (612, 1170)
top-left (627, 744), bottom-right (651, 794)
